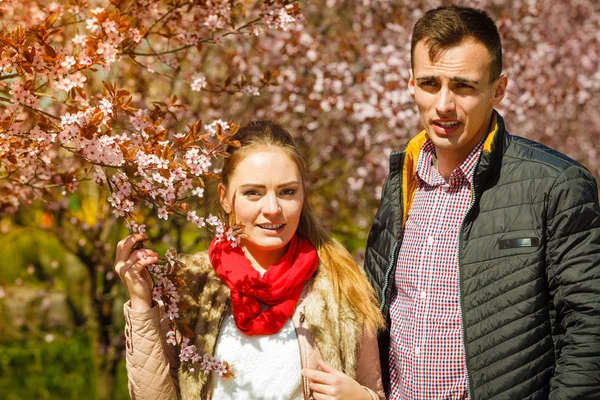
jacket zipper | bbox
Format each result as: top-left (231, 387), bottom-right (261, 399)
top-left (204, 302), bottom-right (231, 399)
top-left (457, 186), bottom-right (476, 400)
top-left (381, 152), bottom-right (405, 312)
top-left (293, 308), bottom-right (310, 399)
top-left (380, 242), bottom-right (400, 312)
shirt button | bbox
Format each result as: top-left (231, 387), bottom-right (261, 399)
top-left (427, 236), bottom-right (435, 246)
top-left (414, 346), bottom-right (421, 356)
top-left (420, 291), bottom-right (427, 300)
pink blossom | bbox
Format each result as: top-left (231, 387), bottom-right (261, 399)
top-left (166, 330), bottom-right (177, 346)
top-left (191, 187), bottom-right (204, 198)
top-left (96, 41), bottom-right (119, 64)
top-left (72, 34), bottom-right (88, 46)
top-left (55, 71), bottom-right (88, 92)
top-left (79, 55), bottom-right (93, 66)
top-left (204, 14), bottom-right (225, 31)
top-left (128, 28), bottom-right (142, 43)
top-left (157, 206), bottom-right (169, 220)
top-left (86, 16), bottom-right (101, 34)
top-left (203, 120), bottom-right (230, 136)
top-left (225, 228), bottom-right (239, 248)
top-left (241, 85), bottom-right (260, 96)
top-left (152, 286), bottom-right (163, 301)
top-left (190, 73), bottom-right (207, 92)
top-left (61, 55), bottom-right (77, 69)
top-left (187, 211), bottom-right (206, 228)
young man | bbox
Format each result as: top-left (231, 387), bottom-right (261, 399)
top-left (365, 6), bottom-right (600, 400)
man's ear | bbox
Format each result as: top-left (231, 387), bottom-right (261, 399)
top-left (218, 183), bottom-right (231, 214)
top-left (492, 74), bottom-right (508, 105)
top-left (408, 69), bottom-right (416, 98)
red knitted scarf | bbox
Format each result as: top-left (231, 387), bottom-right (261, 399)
top-left (208, 235), bottom-right (318, 335)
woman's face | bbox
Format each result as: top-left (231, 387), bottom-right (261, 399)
top-left (219, 148), bottom-right (304, 263)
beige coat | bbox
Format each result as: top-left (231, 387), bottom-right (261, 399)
top-left (123, 251), bottom-right (384, 400)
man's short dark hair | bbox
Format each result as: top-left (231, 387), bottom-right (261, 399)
top-left (411, 6), bottom-right (503, 81)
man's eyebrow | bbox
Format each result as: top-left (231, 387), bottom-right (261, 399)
top-left (416, 76), bottom-right (438, 82)
top-left (451, 77), bottom-right (479, 85)
top-left (415, 76), bottom-right (479, 85)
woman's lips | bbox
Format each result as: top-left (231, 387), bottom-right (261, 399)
top-left (257, 223), bottom-right (285, 233)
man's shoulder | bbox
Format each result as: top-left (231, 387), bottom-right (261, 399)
top-left (504, 134), bottom-right (592, 178)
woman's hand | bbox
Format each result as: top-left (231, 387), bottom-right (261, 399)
top-left (302, 360), bottom-right (372, 400)
top-left (114, 234), bottom-right (158, 311)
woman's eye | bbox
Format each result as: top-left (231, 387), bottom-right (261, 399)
top-left (243, 190), bottom-right (261, 197)
top-left (281, 188), bottom-right (296, 196)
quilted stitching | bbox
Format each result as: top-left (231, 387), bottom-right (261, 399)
top-left (124, 302), bottom-right (179, 400)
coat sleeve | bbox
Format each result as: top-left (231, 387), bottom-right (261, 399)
top-left (546, 165), bottom-right (600, 399)
top-left (124, 300), bottom-right (180, 400)
top-left (355, 328), bottom-right (385, 400)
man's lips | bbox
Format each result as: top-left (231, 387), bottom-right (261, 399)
top-left (432, 120), bottom-right (461, 135)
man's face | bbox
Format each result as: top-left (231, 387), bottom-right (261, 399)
top-left (409, 39), bottom-right (507, 160)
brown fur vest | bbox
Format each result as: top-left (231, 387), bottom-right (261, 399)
top-left (174, 251), bottom-right (363, 399)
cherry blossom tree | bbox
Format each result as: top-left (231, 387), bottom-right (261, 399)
top-left (1, 0), bottom-right (302, 397)
top-left (2, 0), bottom-right (598, 252)
top-left (1, 0), bottom-right (598, 397)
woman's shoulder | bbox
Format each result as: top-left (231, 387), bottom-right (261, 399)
top-left (175, 250), bottom-right (224, 306)
top-left (176, 250), bottom-right (212, 273)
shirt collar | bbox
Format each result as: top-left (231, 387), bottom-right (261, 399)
top-left (416, 138), bottom-right (484, 188)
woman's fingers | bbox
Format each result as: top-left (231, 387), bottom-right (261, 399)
top-left (115, 233), bottom-right (147, 266)
top-left (128, 249), bottom-right (158, 271)
top-left (116, 248), bottom-right (156, 278)
top-left (303, 363), bottom-right (366, 400)
top-left (302, 368), bottom-right (337, 385)
top-left (113, 234), bottom-right (158, 311)
top-left (309, 382), bottom-right (336, 396)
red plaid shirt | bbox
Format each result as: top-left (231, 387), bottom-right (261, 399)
top-left (388, 138), bottom-right (483, 399)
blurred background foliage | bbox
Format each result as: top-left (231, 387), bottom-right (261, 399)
top-left (1, 0), bottom-right (599, 399)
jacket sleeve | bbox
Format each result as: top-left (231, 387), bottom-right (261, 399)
top-left (355, 328), bottom-right (385, 400)
top-left (546, 165), bottom-right (600, 399)
top-left (124, 300), bottom-right (180, 400)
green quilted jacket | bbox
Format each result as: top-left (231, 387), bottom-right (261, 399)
top-left (364, 111), bottom-right (600, 399)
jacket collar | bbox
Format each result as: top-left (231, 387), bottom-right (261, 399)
top-left (391, 110), bottom-right (509, 228)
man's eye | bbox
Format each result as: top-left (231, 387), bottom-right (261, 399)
top-left (457, 83), bottom-right (474, 89)
top-left (419, 81), bottom-right (437, 89)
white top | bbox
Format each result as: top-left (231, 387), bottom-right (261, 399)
top-left (210, 312), bottom-right (303, 400)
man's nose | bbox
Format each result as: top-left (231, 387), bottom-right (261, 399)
top-left (435, 88), bottom-right (455, 114)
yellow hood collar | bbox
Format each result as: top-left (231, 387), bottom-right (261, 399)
top-left (401, 114), bottom-right (499, 227)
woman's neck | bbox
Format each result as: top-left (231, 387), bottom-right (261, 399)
top-left (242, 244), bottom-right (288, 276)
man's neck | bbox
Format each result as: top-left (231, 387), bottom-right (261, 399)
top-left (432, 150), bottom-right (464, 182)
top-left (432, 118), bottom-right (493, 181)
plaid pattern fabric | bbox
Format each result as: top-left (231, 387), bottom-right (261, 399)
top-left (388, 139), bottom-right (483, 399)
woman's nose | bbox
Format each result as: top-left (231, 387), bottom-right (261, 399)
top-left (262, 193), bottom-right (281, 216)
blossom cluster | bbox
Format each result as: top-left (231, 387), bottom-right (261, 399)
top-left (1, 0), bottom-right (301, 221)
top-left (191, 0), bottom-right (600, 237)
top-left (147, 249), bottom-right (233, 378)
top-left (1, 1), bottom-right (304, 361)
top-left (2, 0), bottom-right (598, 280)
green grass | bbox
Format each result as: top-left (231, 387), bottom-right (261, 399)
top-left (0, 334), bottom-right (96, 400)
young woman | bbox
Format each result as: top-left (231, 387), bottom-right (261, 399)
top-left (115, 121), bottom-right (385, 400)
